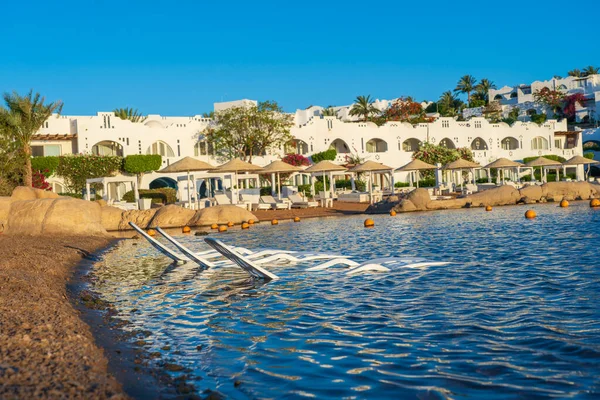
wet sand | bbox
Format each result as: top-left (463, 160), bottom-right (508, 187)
top-left (0, 235), bottom-right (127, 399)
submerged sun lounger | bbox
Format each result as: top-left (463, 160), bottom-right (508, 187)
top-left (129, 222), bottom-right (187, 264)
top-left (307, 257), bottom-right (450, 275)
top-left (204, 238), bottom-right (279, 281)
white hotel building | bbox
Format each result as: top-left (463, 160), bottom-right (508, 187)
top-left (32, 100), bottom-right (584, 194)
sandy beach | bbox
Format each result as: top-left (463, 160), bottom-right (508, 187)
top-left (0, 235), bottom-right (126, 399)
top-left (253, 201), bottom-right (370, 221)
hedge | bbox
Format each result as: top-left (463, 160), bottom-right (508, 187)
top-left (395, 178), bottom-right (436, 187)
top-left (123, 154), bottom-right (162, 174)
top-left (56, 155), bottom-right (124, 193)
top-left (31, 156), bottom-right (60, 177)
top-left (122, 188), bottom-right (178, 204)
top-left (310, 149), bottom-right (337, 163)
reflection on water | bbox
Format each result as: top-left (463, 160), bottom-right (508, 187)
top-left (92, 203), bottom-right (600, 399)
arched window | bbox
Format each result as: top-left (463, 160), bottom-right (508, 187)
top-left (402, 138), bottom-right (421, 152)
top-left (439, 138), bottom-right (456, 149)
top-left (366, 138), bottom-right (388, 153)
top-left (92, 140), bottom-right (123, 157)
top-left (147, 141), bottom-right (175, 157)
top-left (510, 92), bottom-right (518, 99)
top-left (531, 136), bottom-right (549, 150)
top-left (558, 84), bottom-right (567, 90)
top-left (471, 137), bottom-right (489, 150)
top-left (194, 141), bottom-right (214, 156)
top-left (501, 137), bottom-right (519, 150)
top-left (494, 94), bottom-right (502, 100)
top-left (330, 139), bottom-right (350, 153)
top-left (285, 139), bottom-right (309, 155)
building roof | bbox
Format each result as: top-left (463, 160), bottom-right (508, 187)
top-left (31, 134), bottom-right (77, 141)
top-left (555, 131), bottom-right (579, 136)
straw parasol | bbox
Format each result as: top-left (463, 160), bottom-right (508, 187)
top-left (259, 160), bottom-right (301, 199)
top-left (483, 158), bottom-right (524, 184)
top-left (350, 161), bottom-right (393, 202)
top-left (396, 159), bottom-right (437, 188)
top-left (563, 155), bottom-right (599, 180)
top-left (525, 157), bottom-right (562, 183)
top-left (159, 157), bottom-right (215, 206)
top-left (212, 158), bottom-right (263, 203)
top-left (443, 159), bottom-right (481, 190)
top-left (305, 160), bottom-right (347, 198)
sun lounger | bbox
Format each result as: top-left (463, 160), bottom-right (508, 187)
top-left (204, 238), bottom-right (279, 281)
top-left (128, 222), bottom-right (186, 264)
top-left (306, 257), bottom-right (450, 275)
top-left (260, 195), bottom-right (290, 210)
top-left (288, 193), bottom-right (318, 208)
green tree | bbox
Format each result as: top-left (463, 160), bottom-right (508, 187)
top-left (533, 87), bottom-right (566, 114)
top-left (321, 106), bottom-right (338, 117)
top-left (454, 75), bottom-right (477, 103)
top-left (582, 66), bottom-right (599, 76)
top-left (202, 111), bottom-right (215, 119)
top-left (203, 101), bottom-right (293, 163)
top-left (568, 69), bottom-right (582, 77)
top-left (123, 154), bottom-right (162, 186)
top-left (412, 142), bottom-right (474, 179)
top-left (438, 91), bottom-right (463, 117)
top-left (113, 107), bottom-right (146, 122)
top-left (0, 90), bottom-right (63, 187)
top-left (349, 95), bottom-right (379, 122)
top-left (474, 78), bottom-right (497, 104)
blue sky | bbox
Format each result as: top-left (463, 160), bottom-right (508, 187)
top-left (1, 0), bottom-right (598, 115)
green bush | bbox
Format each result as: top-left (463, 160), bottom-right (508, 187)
top-left (584, 152), bottom-right (595, 160)
top-left (311, 149), bottom-right (337, 163)
top-left (122, 188), bottom-right (178, 204)
top-left (123, 154), bottom-right (162, 174)
top-left (531, 114), bottom-right (547, 125)
top-left (394, 178), bottom-right (436, 187)
top-left (31, 156), bottom-right (59, 177)
top-left (56, 155), bottom-right (124, 193)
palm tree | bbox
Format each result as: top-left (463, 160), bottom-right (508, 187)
top-left (438, 91), bottom-right (461, 117)
top-left (0, 90), bottom-right (63, 187)
top-left (568, 69), bottom-right (582, 77)
top-left (474, 79), bottom-right (497, 103)
top-left (113, 107), bottom-right (146, 122)
top-left (349, 95), bottom-right (379, 122)
top-left (321, 106), bottom-right (338, 117)
top-left (454, 75), bottom-right (477, 103)
top-left (202, 111), bottom-right (215, 119)
top-left (582, 66), bottom-right (599, 76)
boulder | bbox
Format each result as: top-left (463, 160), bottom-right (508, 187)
top-left (188, 205), bottom-right (257, 226)
top-left (404, 188), bottom-right (431, 210)
top-left (426, 198), bottom-right (468, 210)
top-left (466, 185), bottom-right (521, 207)
top-left (101, 206), bottom-right (124, 231)
top-left (7, 199), bottom-right (55, 235)
top-left (543, 182), bottom-right (598, 202)
top-left (148, 205), bottom-right (196, 228)
top-left (395, 199), bottom-right (417, 212)
top-left (0, 197), bottom-right (12, 233)
top-left (118, 209), bottom-right (157, 231)
top-left (42, 198), bottom-right (106, 236)
top-left (519, 185), bottom-right (545, 203)
top-left (11, 186), bottom-right (59, 201)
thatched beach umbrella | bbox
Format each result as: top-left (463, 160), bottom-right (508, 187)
top-left (305, 160), bottom-right (347, 199)
top-left (349, 161), bottom-right (393, 203)
top-left (396, 159), bottom-right (437, 188)
top-left (563, 155), bottom-right (599, 180)
top-left (483, 158), bottom-right (524, 184)
top-left (159, 157), bottom-right (215, 206)
top-left (212, 158), bottom-right (263, 204)
top-left (443, 159), bottom-right (481, 190)
top-left (259, 160), bottom-right (301, 199)
top-left (525, 157), bottom-right (562, 182)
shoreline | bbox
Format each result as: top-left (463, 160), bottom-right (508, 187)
top-left (0, 235), bottom-right (126, 399)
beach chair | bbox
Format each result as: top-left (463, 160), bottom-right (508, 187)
top-left (214, 193), bottom-right (250, 209)
top-left (260, 195), bottom-right (290, 210)
top-left (242, 193), bottom-right (271, 211)
top-left (128, 222), bottom-right (187, 264)
top-left (288, 193), bottom-right (318, 209)
top-left (204, 238), bottom-right (279, 281)
top-left (306, 257), bottom-right (449, 275)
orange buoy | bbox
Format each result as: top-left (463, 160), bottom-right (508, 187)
top-left (241, 222), bottom-right (250, 229)
top-left (182, 226), bottom-right (191, 233)
top-left (590, 198), bottom-right (600, 208)
top-left (211, 223), bottom-right (218, 230)
top-left (364, 218), bottom-right (375, 228)
top-left (218, 225), bottom-right (228, 232)
top-left (485, 205), bottom-right (492, 212)
top-left (227, 221), bottom-right (234, 227)
top-left (525, 210), bottom-right (537, 219)
top-left (293, 217), bottom-right (301, 222)
top-left (560, 199), bottom-right (569, 208)
top-left (147, 229), bottom-right (156, 236)
top-left (389, 210), bottom-right (397, 217)
top-left (271, 219), bottom-right (279, 225)
top-left (248, 219), bottom-right (255, 225)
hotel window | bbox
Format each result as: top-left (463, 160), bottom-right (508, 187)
top-left (147, 141), bottom-right (175, 157)
top-left (31, 144), bottom-right (61, 157)
top-left (531, 137), bottom-right (549, 150)
top-left (555, 139), bottom-right (562, 149)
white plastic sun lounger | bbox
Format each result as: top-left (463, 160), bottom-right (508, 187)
top-left (307, 257), bottom-right (450, 275)
top-left (129, 222), bottom-right (186, 264)
top-left (204, 238), bottom-right (279, 281)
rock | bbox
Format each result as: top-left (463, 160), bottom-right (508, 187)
top-left (11, 186), bottom-right (59, 201)
top-left (543, 182), bottom-right (598, 202)
top-left (395, 199), bottom-right (417, 212)
top-left (466, 185), bottom-right (521, 207)
top-left (188, 205), bottom-right (257, 226)
top-left (0, 197), bottom-right (11, 233)
top-left (405, 188), bottom-right (431, 210)
top-left (519, 185), bottom-right (545, 203)
top-left (194, 231), bottom-right (209, 236)
top-left (7, 197), bottom-right (107, 236)
top-left (101, 206), bottom-right (124, 231)
top-left (386, 195), bottom-right (399, 203)
top-left (148, 205), bottom-right (196, 228)
top-left (118, 209), bottom-right (157, 231)
top-left (95, 199), bottom-right (108, 207)
top-left (426, 198), bottom-right (468, 210)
